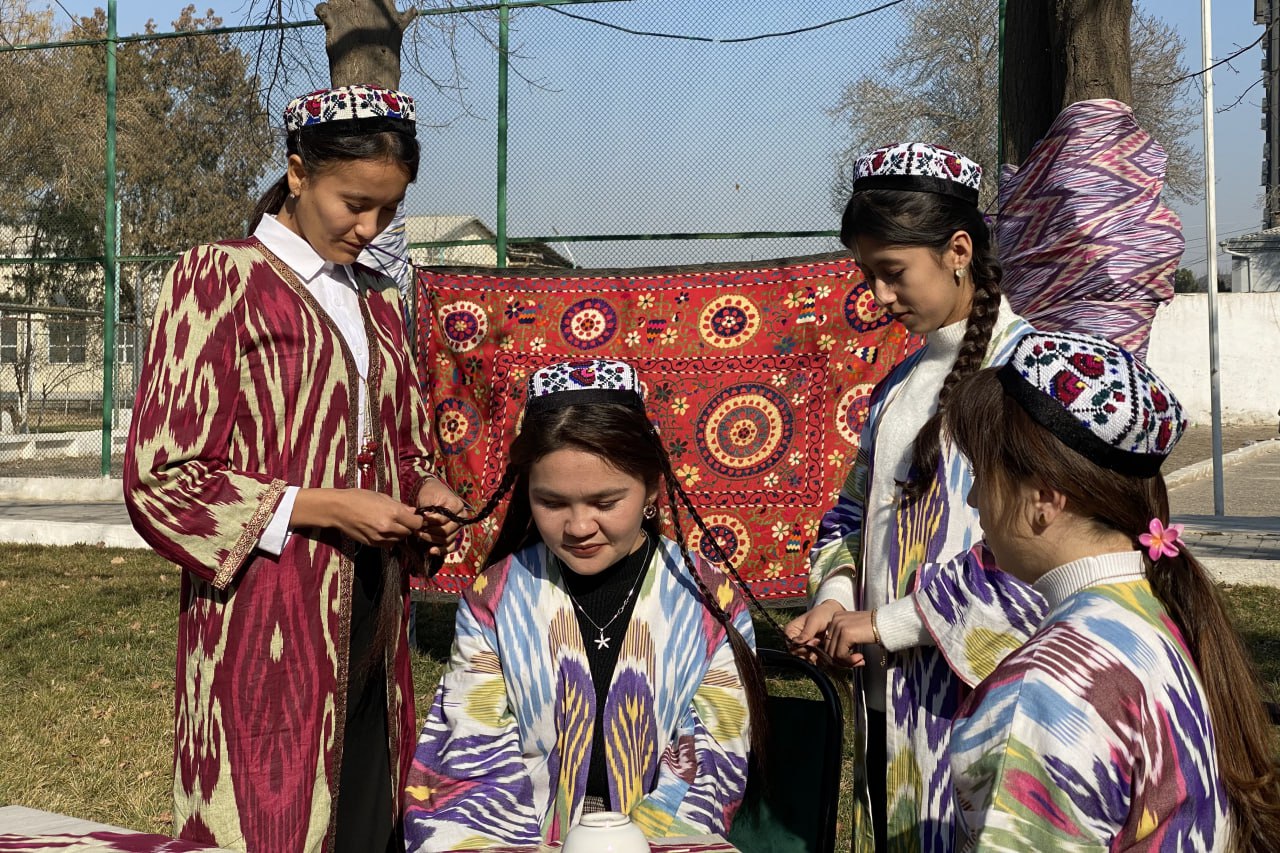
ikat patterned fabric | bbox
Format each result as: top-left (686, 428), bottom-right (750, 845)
top-left (413, 254), bottom-right (918, 600)
top-left (284, 84), bottom-right (416, 132)
top-left (951, 578), bottom-right (1230, 850)
top-left (404, 538), bottom-right (752, 849)
top-left (809, 303), bottom-right (1048, 853)
top-left (998, 331), bottom-right (1186, 475)
top-left (997, 99), bottom-right (1181, 360)
top-left (126, 240), bottom-right (433, 850)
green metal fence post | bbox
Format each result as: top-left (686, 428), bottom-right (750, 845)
top-left (101, 0), bottom-right (118, 476)
top-left (496, 0), bottom-right (510, 268)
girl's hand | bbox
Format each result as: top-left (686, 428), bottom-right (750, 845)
top-left (784, 599), bottom-right (846, 663)
top-left (415, 477), bottom-right (466, 558)
top-left (327, 489), bottom-right (424, 547)
top-left (823, 609), bottom-right (875, 668)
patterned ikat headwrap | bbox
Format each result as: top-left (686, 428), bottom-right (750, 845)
top-left (853, 142), bottom-right (982, 206)
top-left (996, 332), bottom-right (1187, 477)
top-left (525, 358), bottom-right (645, 416)
top-left (284, 84), bottom-right (416, 135)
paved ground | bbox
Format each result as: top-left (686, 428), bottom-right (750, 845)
top-left (1169, 437), bottom-right (1280, 518)
top-left (1161, 424), bottom-right (1277, 476)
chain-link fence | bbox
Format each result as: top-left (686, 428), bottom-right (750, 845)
top-left (0, 0), bottom-right (998, 476)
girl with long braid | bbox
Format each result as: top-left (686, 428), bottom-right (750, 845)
top-left (403, 358), bottom-right (771, 852)
top-left (945, 331), bottom-right (1280, 851)
top-left (784, 143), bottom-right (1046, 852)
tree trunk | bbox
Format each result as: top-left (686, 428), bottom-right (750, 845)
top-left (314, 0), bottom-right (417, 88)
top-left (1001, 0), bottom-right (1133, 167)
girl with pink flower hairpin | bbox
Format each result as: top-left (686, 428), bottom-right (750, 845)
top-left (943, 331), bottom-right (1280, 851)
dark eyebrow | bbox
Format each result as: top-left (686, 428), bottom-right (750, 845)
top-left (342, 193), bottom-right (406, 206)
top-left (529, 486), bottom-right (629, 501)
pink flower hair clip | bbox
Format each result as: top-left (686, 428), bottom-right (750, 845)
top-left (1138, 518), bottom-right (1185, 561)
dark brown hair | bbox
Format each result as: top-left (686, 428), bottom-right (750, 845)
top-left (841, 188), bottom-right (1001, 501)
top-left (945, 368), bottom-right (1280, 851)
top-left (248, 125), bottom-right (420, 234)
top-left (428, 401), bottom-right (781, 771)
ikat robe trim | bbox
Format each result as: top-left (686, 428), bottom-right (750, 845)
top-left (808, 306), bottom-right (1048, 853)
top-left (952, 579), bottom-right (1231, 851)
top-left (125, 238), bottom-right (436, 852)
top-left (403, 537), bottom-right (753, 851)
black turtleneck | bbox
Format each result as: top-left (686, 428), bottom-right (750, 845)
top-left (559, 534), bottom-right (654, 807)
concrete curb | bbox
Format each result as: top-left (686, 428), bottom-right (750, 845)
top-left (0, 477), bottom-right (124, 502)
top-left (1202, 558), bottom-right (1279, 587)
top-left (1164, 439), bottom-right (1280, 489)
top-left (0, 518), bottom-right (146, 549)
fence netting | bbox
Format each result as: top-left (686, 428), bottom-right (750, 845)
top-left (0, 0), bottom-right (998, 476)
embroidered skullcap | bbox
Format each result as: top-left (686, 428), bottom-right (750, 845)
top-left (996, 332), bottom-right (1186, 477)
top-left (284, 84), bottom-right (416, 136)
top-left (853, 142), bottom-right (982, 206)
top-left (525, 358), bottom-right (644, 416)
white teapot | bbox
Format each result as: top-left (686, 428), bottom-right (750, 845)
top-left (562, 810), bottom-right (651, 853)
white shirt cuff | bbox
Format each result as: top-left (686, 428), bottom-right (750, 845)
top-left (257, 486), bottom-right (299, 556)
top-left (815, 568), bottom-right (857, 611)
top-left (875, 593), bottom-right (934, 652)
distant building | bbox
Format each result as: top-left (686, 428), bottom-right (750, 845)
top-left (405, 215), bottom-right (573, 268)
top-left (1221, 228), bottom-right (1280, 292)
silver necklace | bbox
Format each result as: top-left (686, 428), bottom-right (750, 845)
top-left (558, 531), bottom-right (653, 651)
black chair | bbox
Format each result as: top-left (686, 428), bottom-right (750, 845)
top-left (727, 648), bottom-right (845, 853)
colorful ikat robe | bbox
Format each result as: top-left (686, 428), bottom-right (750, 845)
top-left (951, 578), bottom-right (1231, 851)
top-left (125, 238), bottom-right (437, 852)
top-left (404, 537), bottom-right (753, 851)
top-left (808, 309), bottom-right (1048, 853)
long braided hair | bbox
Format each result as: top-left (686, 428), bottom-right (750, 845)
top-left (840, 188), bottom-right (1002, 501)
top-left (426, 400), bottom-right (831, 775)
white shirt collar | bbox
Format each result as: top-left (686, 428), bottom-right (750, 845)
top-left (254, 213), bottom-right (352, 286)
top-left (1032, 550), bottom-right (1146, 612)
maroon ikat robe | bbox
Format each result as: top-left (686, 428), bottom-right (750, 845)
top-left (125, 238), bottom-right (437, 852)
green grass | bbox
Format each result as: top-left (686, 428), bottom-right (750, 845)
top-left (2, 544), bottom-right (1277, 843)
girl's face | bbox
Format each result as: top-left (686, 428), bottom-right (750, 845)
top-left (966, 465), bottom-right (1052, 582)
top-left (281, 155), bottom-right (409, 265)
top-left (528, 448), bottom-right (657, 577)
top-left (852, 233), bottom-right (974, 335)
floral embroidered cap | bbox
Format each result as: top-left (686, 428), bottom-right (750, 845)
top-left (284, 84), bottom-right (416, 135)
top-left (526, 358), bottom-right (645, 415)
top-left (996, 331), bottom-right (1186, 477)
top-left (853, 142), bottom-right (982, 206)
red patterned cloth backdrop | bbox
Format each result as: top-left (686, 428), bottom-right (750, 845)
top-left (412, 253), bottom-right (918, 601)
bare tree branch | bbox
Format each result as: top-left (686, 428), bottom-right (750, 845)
top-left (829, 0), bottom-right (1200, 208)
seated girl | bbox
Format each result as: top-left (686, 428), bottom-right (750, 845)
top-left (403, 358), bottom-right (767, 851)
top-left (943, 331), bottom-right (1280, 850)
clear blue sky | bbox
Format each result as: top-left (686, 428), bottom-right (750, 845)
top-left (48, 0), bottom-right (1267, 272)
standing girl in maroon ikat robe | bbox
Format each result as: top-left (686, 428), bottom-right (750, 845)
top-left (125, 85), bottom-right (464, 853)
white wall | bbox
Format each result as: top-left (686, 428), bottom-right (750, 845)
top-left (1233, 252), bottom-right (1280, 293)
top-left (1147, 293), bottom-right (1280, 424)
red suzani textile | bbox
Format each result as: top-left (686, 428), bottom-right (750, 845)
top-left (413, 254), bottom-right (917, 601)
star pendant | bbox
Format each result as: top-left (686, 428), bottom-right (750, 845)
top-left (594, 633), bottom-right (611, 650)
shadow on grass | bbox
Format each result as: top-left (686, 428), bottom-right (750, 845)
top-left (411, 598), bottom-right (461, 662)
